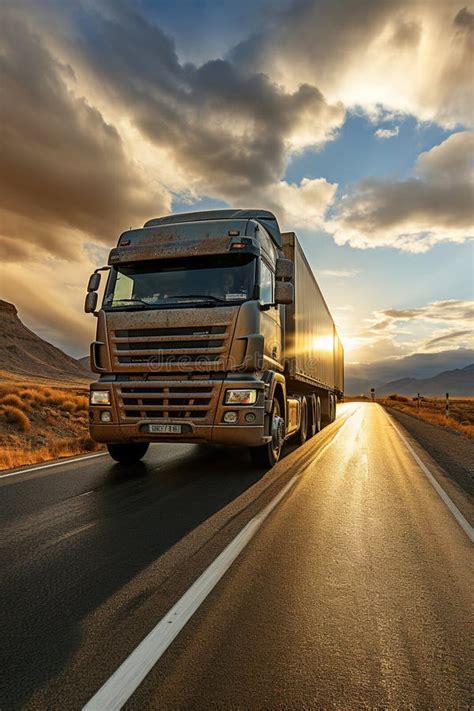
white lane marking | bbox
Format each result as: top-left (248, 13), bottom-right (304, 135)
top-left (83, 410), bottom-right (357, 711)
top-left (47, 522), bottom-right (98, 547)
top-left (0, 452), bottom-right (107, 480)
top-left (82, 476), bottom-right (298, 711)
top-left (388, 414), bottom-right (474, 543)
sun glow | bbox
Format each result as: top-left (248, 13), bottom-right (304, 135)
top-left (339, 335), bottom-right (359, 355)
top-left (311, 335), bottom-right (334, 352)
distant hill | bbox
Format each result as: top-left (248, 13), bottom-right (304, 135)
top-left (377, 364), bottom-right (474, 397)
top-left (78, 355), bottom-right (91, 371)
top-left (0, 300), bottom-right (91, 383)
top-left (346, 349), bottom-right (474, 395)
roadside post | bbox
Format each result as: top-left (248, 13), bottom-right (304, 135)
top-left (417, 392), bottom-right (420, 409)
top-left (445, 392), bottom-right (450, 420)
top-left (370, 388), bottom-right (375, 402)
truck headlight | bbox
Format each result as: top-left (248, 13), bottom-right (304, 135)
top-left (225, 389), bottom-right (258, 405)
top-left (90, 390), bottom-right (111, 405)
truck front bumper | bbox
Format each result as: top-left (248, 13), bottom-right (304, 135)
top-left (89, 376), bottom-right (270, 447)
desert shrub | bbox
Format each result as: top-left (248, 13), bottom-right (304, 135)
top-left (388, 394), bottom-right (409, 402)
top-left (0, 394), bottom-right (25, 408)
top-left (60, 399), bottom-right (76, 411)
top-left (0, 383), bottom-right (18, 397)
top-left (44, 392), bottom-right (64, 406)
top-left (74, 396), bottom-right (89, 411)
top-left (1, 405), bottom-right (31, 432)
top-left (19, 389), bottom-right (47, 405)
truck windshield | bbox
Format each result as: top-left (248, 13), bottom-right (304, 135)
top-left (103, 254), bottom-right (256, 309)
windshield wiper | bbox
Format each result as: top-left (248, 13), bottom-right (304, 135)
top-left (108, 298), bottom-right (152, 310)
top-left (170, 294), bottom-right (227, 303)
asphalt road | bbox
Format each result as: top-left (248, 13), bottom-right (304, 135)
top-left (1, 403), bottom-right (472, 710)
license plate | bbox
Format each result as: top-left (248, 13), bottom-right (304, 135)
top-left (148, 424), bottom-right (182, 434)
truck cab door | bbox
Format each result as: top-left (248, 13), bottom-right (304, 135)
top-left (260, 261), bottom-right (282, 368)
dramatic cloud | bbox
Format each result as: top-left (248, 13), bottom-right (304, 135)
top-left (422, 329), bottom-right (473, 350)
top-left (375, 126), bottom-right (399, 139)
top-left (344, 299), bottom-right (474, 363)
top-left (0, 12), bottom-right (166, 262)
top-left (328, 132), bottom-right (474, 252)
top-left (54, 2), bottom-right (343, 225)
top-left (232, 0), bottom-right (474, 127)
top-left (381, 300), bottom-right (474, 323)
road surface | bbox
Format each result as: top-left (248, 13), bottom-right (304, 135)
top-left (1, 403), bottom-right (472, 710)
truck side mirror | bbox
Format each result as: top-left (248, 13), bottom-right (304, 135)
top-left (85, 291), bottom-right (98, 314)
top-left (275, 281), bottom-right (293, 305)
top-left (87, 272), bottom-right (101, 292)
top-left (275, 257), bottom-right (293, 280)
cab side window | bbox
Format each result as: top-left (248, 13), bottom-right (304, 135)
top-left (260, 261), bottom-right (274, 305)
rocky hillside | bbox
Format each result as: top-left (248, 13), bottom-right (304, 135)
top-left (0, 300), bottom-right (90, 383)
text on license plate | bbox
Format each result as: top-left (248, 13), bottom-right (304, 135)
top-left (148, 424), bottom-right (182, 434)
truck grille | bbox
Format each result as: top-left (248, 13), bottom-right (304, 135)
top-left (111, 325), bottom-right (229, 370)
top-left (116, 381), bottom-right (218, 421)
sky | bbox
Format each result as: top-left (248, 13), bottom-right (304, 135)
top-left (0, 0), bottom-right (473, 371)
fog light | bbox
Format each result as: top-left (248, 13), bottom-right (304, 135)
top-left (244, 412), bottom-right (256, 423)
top-left (100, 411), bottom-right (112, 423)
top-left (223, 411), bottom-right (238, 424)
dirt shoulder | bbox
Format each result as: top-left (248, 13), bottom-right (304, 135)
top-left (385, 406), bottom-right (474, 499)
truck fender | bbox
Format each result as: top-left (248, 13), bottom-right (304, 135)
top-left (263, 372), bottom-right (287, 422)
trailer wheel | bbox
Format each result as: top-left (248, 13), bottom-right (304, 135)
top-left (315, 395), bottom-right (322, 433)
top-left (309, 394), bottom-right (321, 437)
top-left (107, 442), bottom-right (149, 464)
top-left (331, 394), bottom-right (337, 422)
top-left (250, 398), bottom-right (284, 468)
top-left (297, 396), bottom-right (308, 445)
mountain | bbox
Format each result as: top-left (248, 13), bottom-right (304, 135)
top-left (78, 355), bottom-right (91, 371)
top-left (0, 300), bottom-right (91, 382)
top-left (377, 364), bottom-right (474, 397)
top-left (346, 349), bottom-right (474, 395)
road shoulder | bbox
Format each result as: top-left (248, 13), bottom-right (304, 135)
top-left (384, 406), bottom-right (474, 527)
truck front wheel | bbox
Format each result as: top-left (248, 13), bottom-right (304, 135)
top-left (250, 398), bottom-right (284, 468)
top-left (107, 442), bottom-right (149, 464)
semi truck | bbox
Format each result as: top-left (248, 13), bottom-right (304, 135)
top-left (85, 209), bottom-right (344, 467)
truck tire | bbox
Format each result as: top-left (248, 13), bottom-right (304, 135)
top-left (250, 398), bottom-right (284, 468)
top-left (309, 394), bottom-right (321, 437)
top-left (107, 442), bottom-right (149, 464)
top-left (321, 391), bottom-right (334, 426)
top-left (297, 396), bottom-right (308, 445)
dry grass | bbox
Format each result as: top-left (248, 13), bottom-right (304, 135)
top-left (0, 435), bottom-right (100, 470)
top-left (380, 395), bottom-right (474, 438)
top-left (0, 393), bottom-right (25, 408)
top-left (1, 405), bottom-right (31, 432)
top-left (0, 379), bottom-right (104, 471)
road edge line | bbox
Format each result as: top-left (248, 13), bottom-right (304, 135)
top-left (0, 452), bottom-right (107, 480)
top-left (386, 411), bottom-right (474, 543)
